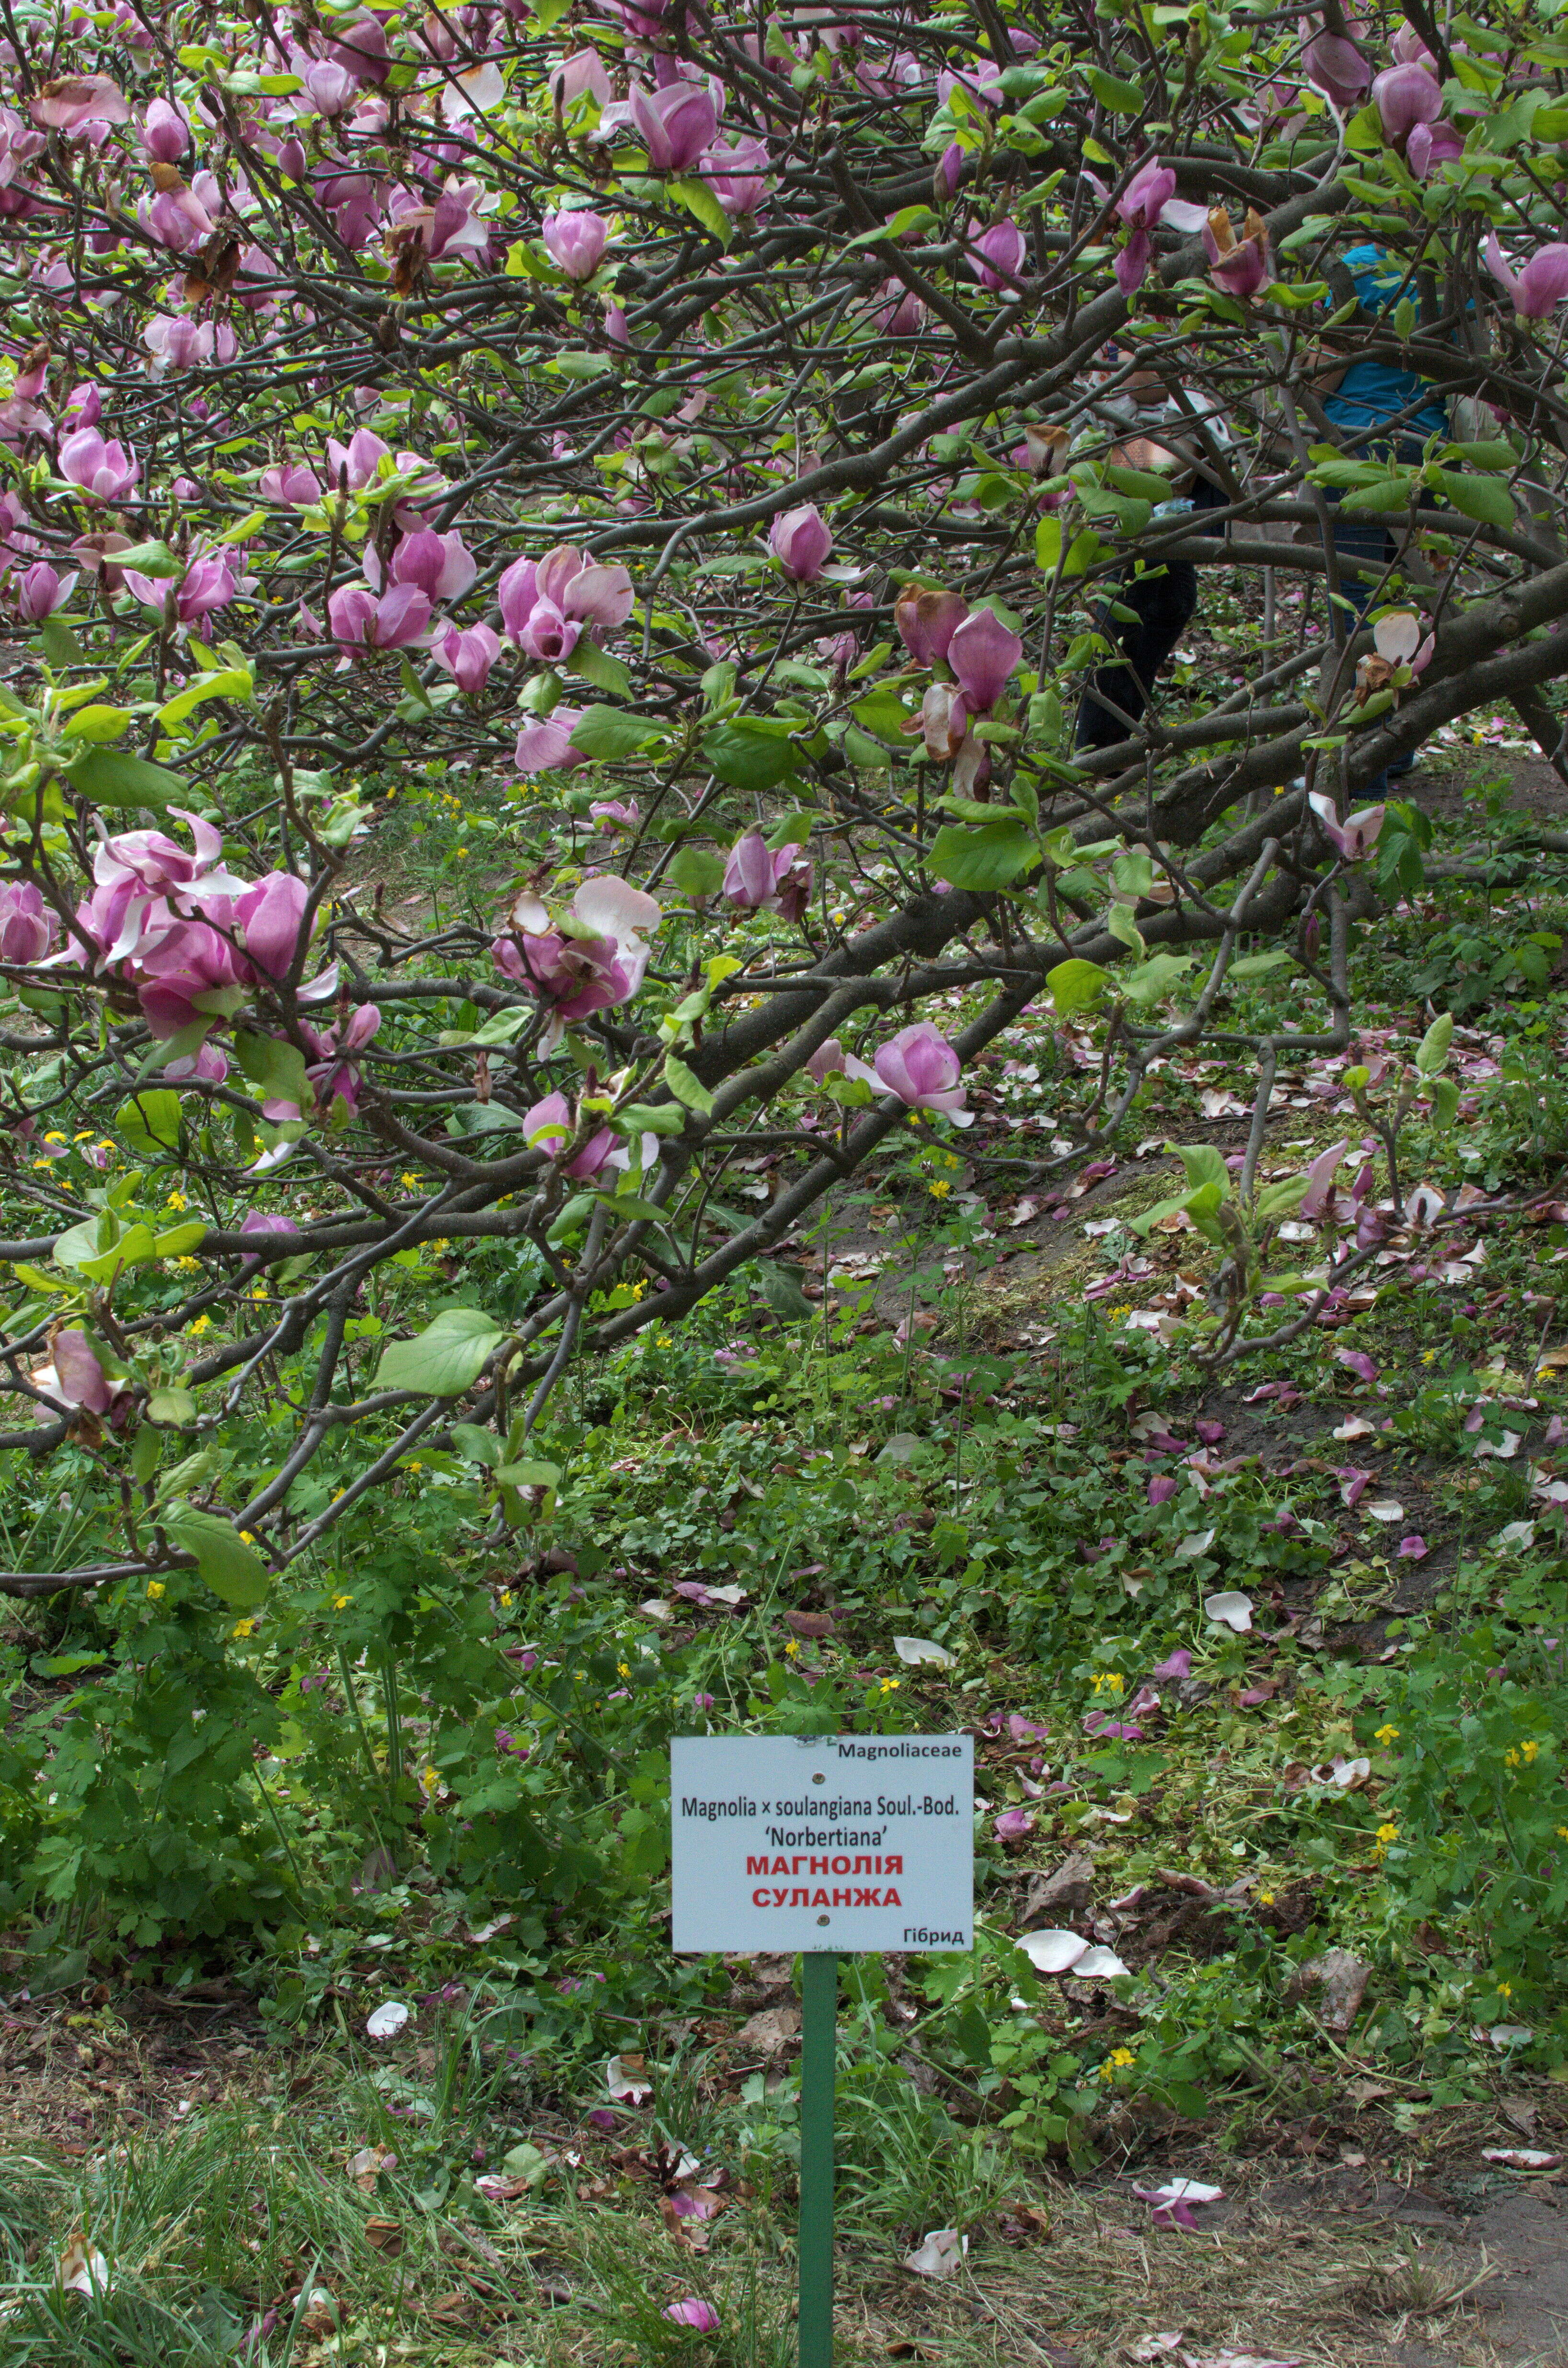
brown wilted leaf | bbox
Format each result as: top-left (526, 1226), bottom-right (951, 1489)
top-left (783, 1610), bottom-right (835, 1637)
top-left (363, 2217), bottom-right (403, 2253)
top-left (736, 2006), bottom-right (800, 2055)
top-left (1292, 1948), bottom-right (1371, 2033)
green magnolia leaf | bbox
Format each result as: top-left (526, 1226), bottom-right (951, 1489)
top-left (233, 1030), bottom-right (311, 1115)
top-left (568, 706), bottom-right (666, 759)
top-left (116, 1090), bottom-right (183, 1154)
top-left (1170, 1142), bottom-right (1232, 1198)
top-left (1254, 1174), bottom-right (1310, 1221)
top-left (156, 668), bottom-right (253, 729)
top-left (1429, 1074), bottom-right (1461, 1129)
top-left (928, 820), bottom-right (1039, 891)
top-left (569, 635), bottom-right (635, 698)
top-left (147, 1387), bottom-right (197, 1427)
top-left (669, 174), bottom-right (732, 244)
top-left (702, 720), bottom-right (801, 792)
top-left (758, 1261), bottom-right (814, 1322)
top-left (667, 845), bottom-right (727, 900)
top-left (165, 1508), bottom-right (271, 1609)
top-left (64, 748), bottom-right (184, 809)
top-left (1416, 1009), bottom-right (1453, 1075)
top-left (1430, 468), bottom-right (1515, 530)
top-left (153, 1221), bottom-right (208, 1258)
top-left (375, 1307), bottom-right (505, 1397)
top-left (1442, 440), bottom-right (1517, 473)
top-left (111, 539), bottom-right (183, 578)
top-left (617, 1101), bottom-right (687, 1136)
top-left (1045, 957), bottom-right (1109, 1016)
top-left (450, 1422), bottom-right (502, 1466)
top-left (39, 615), bottom-right (85, 668)
top-left (663, 1054), bottom-right (714, 1117)
top-left (78, 1223), bottom-right (158, 1283)
top-left (60, 705), bottom-right (133, 744)
top-left (592, 1191), bottom-right (671, 1225)
top-left (1121, 952), bottom-right (1198, 1005)
top-left (1086, 65), bottom-right (1145, 110)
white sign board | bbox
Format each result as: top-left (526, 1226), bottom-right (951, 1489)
top-left (670, 1733), bottom-right (973, 1954)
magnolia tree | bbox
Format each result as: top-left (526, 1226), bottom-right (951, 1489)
top-left (0, 0), bottom-right (1565, 1600)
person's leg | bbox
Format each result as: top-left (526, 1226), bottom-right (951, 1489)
top-left (1075, 559), bottom-right (1198, 751)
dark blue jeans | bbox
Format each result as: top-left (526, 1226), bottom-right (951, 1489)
top-left (1075, 474), bottom-right (1228, 752)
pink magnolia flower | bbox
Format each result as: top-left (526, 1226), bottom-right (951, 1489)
top-left (1484, 235), bottom-right (1568, 319)
top-left (661, 2299), bottom-right (720, 2332)
top-left (1304, 29), bottom-right (1370, 109)
top-left (324, 16), bottom-right (392, 86)
top-left (873, 279), bottom-right (926, 337)
top-left (542, 208), bottom-right (609, 279)
top-left (513, 707), bottom-right (588, 773)
top-left (62, 383), bottom-right (101, 429)
top-left (58, 426), bottom-right (140, 502)
top-left (499, 547), bottom-right (635, 642)
top-left (1204, 205), bottom-right (1271, 299)
top-left (125, 550), bottom-right (237, 626)
top-left (327, 581), bottom-right (432, 650)
top-left (29, 75), bottom-right (130, 131)
top-left (1406, 119), bottom-right (1464, 176)
top-left (0, 881), bottom-right (57, 962)
top-left (523, 1089), bottom-right (620, 1178)
top-left (238, 1210), bottom-right (302, 1266)
top-left (260, 460), bottom-right (323, 506)
top-left (324, 426), bottom-right (391, 490)
top-left (516, 596), bottom-right (580, 666)
top-left (590, 798), bottom-right (639, 832)
top-left (1391, 23), bottom-right (1436, 66)
top-left (807, 1037), bottom-right (845, 1080)
top-left (16, 562), bottom-right (76, 620)
top-left (895, 584), bottom-right (968, 666)
top-left (1372, 62), bottom-right (1442, 142)
top-left (970, 216), bottom-right (1026, 290)
top-left (860, 1022), bottom-right (969, 1124)
top-left (948, 607), bottom-right (1021, 713)
top-left (550, 49), bottom-right (612, 110)
top-left (42, 1329), bottom-right (120, 1414)
top-left (1299, 1136), bottom-right (1348, 1220)
top-left (302, 1002), bottom-right (381, 1114)
top-left (135, 917), bottom-right (242, 1038)
top-left (1308, 790), bottom-right (1384, 860)
top-left (300, 53), bottom-right (358, 117)
top-left (433, 621), bottom-right (499, 695)
top-left (703, 136), bottom-right (770, 217)
top-left (140, 97), bottom-right (190, 160)
top-left (628, 81), bottom-right (718, 172)
top-left (369, 527), bottom-right (476, 603)
top-left (492, 874), bottom-right (661, 1042)
top-left (723, 829), bottom-right (775, 911)
top-left (770, 503), bottom-right (832, 582)
top-left (236, 872), bottom-right (309, 981)
top-left (1111, 157), bottom-right (1209, 296)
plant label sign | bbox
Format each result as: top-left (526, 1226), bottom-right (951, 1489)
top-left (670, 1734), bottom-right (973, 1954)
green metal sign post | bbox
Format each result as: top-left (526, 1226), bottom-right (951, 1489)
top-left (668, 1734), bottom-right (974, 2368)
top-left (797, 1952), bottom-right (838, 2367)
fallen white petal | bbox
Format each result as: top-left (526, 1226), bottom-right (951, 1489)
top-left (1363, 1498), bottom-right (1405, 1523)
top-left (606, 2053), bottom-right (653, 2101)
top-left (1488, 2023), bottom-right (1535, 2050)
top-left (1146, 2177), bottom-right (1223, 2206)
top-left (1017, 1927), bottom-right (1089, 1973)
top-left (1332, 1416), bottom-right (1375, 1442)
top-left (1495, 1521), bottom-right (1536, 1552)
top-left (903, 2228), bottom-right (968, 2279)
top-left (1069, 1945), bottom-right (1131, 1980)
top-left (1482, 2147), bottom-right (1560, 2169)
top-left (57, 2241), bottom-right (113, 2299)
top-left (1204, 1590), bottom-right (1254, 1632)
top-left (894, 1635), bottom-right (955, 1667)
top-left (365, 2001), bottom-right (410, 2041)
top-left (1174, 1529), bottom-right (1217, 1563)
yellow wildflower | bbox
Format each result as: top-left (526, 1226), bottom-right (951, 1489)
top-left (1374, 1723), bottom-right (1400, 1745)
top-left (146, 1581), bottom-right (166, 1601)
top-left (231, 1617), bottom-right (257, 1638)
top-left (330, 1592), bottom-right (350, 1610)
top-left (164, 1190), bottom-right (187, 1211)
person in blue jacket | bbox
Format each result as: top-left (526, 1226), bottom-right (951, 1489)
top-left (1313, 244), bottom-right (1450, 795)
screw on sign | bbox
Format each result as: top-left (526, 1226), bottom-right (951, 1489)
top-left (670, 1734), bottom-right (974, 2365)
